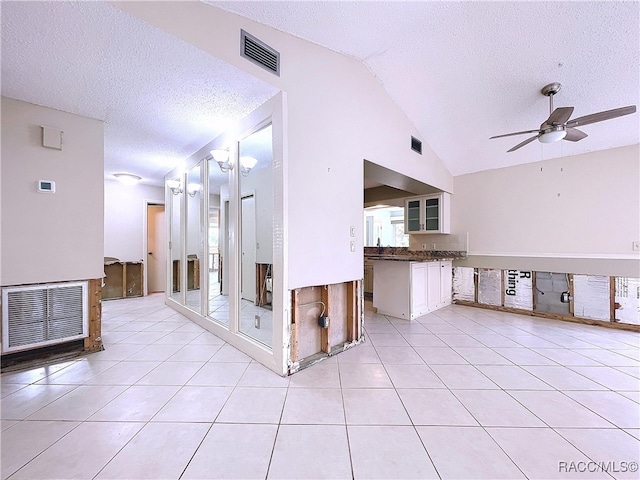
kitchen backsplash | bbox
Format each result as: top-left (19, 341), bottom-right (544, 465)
top-left (408, 232), bottom-right (468, 252)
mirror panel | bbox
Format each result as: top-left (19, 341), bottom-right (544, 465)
top-left (238, 124), bottom-right (273, 347)
top-left (207, 153), bottom-right (229, 326)
top-left (185, 162), bottom-right (203, 314)
top-left (169, 177), bottom-right (183, 303)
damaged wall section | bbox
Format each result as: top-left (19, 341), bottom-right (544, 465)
top-left (452, 267), bottom-right (639, 329)
top-left (290, 280), bottom-right (363, 373)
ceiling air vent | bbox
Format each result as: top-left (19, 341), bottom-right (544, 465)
top-left (241, 30), bottom-right (280, 76)
top-left (411, 136), bottom-right (422, 154)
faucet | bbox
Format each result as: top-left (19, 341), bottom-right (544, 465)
top-left (377, 237), bottom-right (383, 254)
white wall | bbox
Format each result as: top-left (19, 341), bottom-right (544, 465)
top-left (104, 179), bottom-right (164, 262)
top-left (1, 97), bottom-right (104, 286)
top-left (452, 145), bottom-right (640, 276)
top-left (112, 1), bottom-right (453, 289)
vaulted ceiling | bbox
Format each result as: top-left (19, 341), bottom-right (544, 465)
top-left (2, 1), bottom-right (638, 185)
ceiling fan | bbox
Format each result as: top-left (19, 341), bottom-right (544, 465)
top-left (490, 82), bottom-right (637, 152)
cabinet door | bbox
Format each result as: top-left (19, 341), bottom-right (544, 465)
top-left (440, 261), bottom-right (452, 304)
top-left (410, 262), bottom-right (428, 318)
top-left (424, 197), bottom-right (440, 231)
top-left (405, 199), bottom-right (422, 232)
top-left (427, 261), bottom-right (441, 310)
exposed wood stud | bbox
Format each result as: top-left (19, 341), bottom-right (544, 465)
top-left (568, 273), bottom-right (574, 315)
top-left (473, 268), bottom-right (479, 303)
top-left (291, 289), bottom-right (300, 362)
top-left (610, 276), bottom-right (616, 322)
top-left (347, 280), bottom-right (357, 342)
top-left (355, 280), bottom-right (362, 339)
top-left (321, 285), bottom-right (331, 354)
top-left (84, 278), bottom-right (103, 352)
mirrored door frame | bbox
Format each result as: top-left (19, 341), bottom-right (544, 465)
top-left (164, 92), bottom-right (287, 375)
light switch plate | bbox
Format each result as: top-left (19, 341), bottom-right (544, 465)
top-left (350, 241), bottom-right (355, 252)
top-left (350, 226), bottom-right (355, 237)
top-left (633, 241), bottom-right (640, 252)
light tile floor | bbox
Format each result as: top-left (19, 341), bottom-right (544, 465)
top-left (1, 293), bottom-right (639, 479)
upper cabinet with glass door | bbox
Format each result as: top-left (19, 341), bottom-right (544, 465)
top-left (404, 192), bottom-right (451, 234)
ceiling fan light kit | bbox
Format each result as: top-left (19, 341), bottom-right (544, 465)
top-left (490, 82), bottom-right (637, 152)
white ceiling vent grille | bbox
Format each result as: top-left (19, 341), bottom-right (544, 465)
top-left (241, 30), bottom-right (280, 76)
top-left (2, 282), bottom-right (88, 353)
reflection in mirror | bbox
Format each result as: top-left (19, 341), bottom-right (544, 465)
top-left (185, 162), bottom-right (203, 314)
top-left (207, 151), bottom-right (228, 325)
top-left (169, 177), bottom-right (183, 303)
top-left (363, 206), bottom-right (409, 247)
top-left (239, 124), bottom-right (273, 347)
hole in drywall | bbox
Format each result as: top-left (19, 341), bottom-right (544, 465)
top-left (411, 136), bottom-right (422, 154)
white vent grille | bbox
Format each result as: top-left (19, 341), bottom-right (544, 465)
top-left (241, 30), bottom-right (280, 76)
top-left (2, 282), bottom-right (88, 353)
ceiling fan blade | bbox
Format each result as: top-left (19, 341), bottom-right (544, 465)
top-left (490, 129), bottom-right (540, 140)
top-left (545, 106), bottom-right (574, 126)
top-left (566, 105), bottom-right (637, 128)
top-left (564, 128), bottom-right (588, 142)
top-left (507, 134), bottom-right (539, 152)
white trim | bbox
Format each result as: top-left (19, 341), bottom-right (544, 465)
top-left (467, 252), bottom-right (640, 260)
top-left (143, 200), bottom-right (166, 296)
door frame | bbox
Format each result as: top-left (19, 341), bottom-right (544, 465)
top-left (143, 200), bottom-right (166, 297)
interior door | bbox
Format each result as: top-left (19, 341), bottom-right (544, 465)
top-left (241, 195), bottom-right (256, 302)
top-left (147, 204), bottom-right (166, 293)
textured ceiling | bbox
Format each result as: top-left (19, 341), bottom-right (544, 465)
top-left (2, 1), bottom-right (638, 185)
top-left (1, 1), bottom-right (278, 185)
top-left (214, 0), bottom-right (640, 176)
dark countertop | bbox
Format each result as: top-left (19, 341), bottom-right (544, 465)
top-left (364, 247), bottom-right (466, 262)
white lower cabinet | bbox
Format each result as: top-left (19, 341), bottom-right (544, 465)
top-left (373, 260), bottom-right (453, 320)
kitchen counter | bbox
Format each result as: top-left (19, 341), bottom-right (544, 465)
top-left (364, 247), bottom-right (466, 262)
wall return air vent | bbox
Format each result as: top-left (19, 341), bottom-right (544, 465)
top-left (241, 29), bottom-right (280, 76)
top-left (2, 282), bottom-right (88, 353)
top-left (411, 136), bottom-right (423, 155)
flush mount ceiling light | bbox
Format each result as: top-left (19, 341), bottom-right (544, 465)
top-left (240, 156), bottom-right (258, 177)
top-left (114, 173), bottom-right (142, 186)
top-left (211, 149), bottom-right (232, 173)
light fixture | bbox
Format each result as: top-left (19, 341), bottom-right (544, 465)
top-left (167, 179), bottom-right (182, 195)
top-left (240, 156), bottom-right (258, 177)
top-left (114, 173), bottom-right (141, 186)
top-left (211, 149), bottom-right (232, 173)
top-left (187, 183), bottom-right (202, 197)
top-left (538, 126), bottom-right (567, 144)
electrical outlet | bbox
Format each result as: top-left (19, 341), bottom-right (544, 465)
top-left (254, 314), bottom-right (261, 329)
top-left (350, 226), bottom-right (355, 237)
top-left (422, 243), bottom-right (427, 249)
top-left (633, 241), bottom-right (640, 252)
top-left (350, 241), bottom-right (355, 252)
